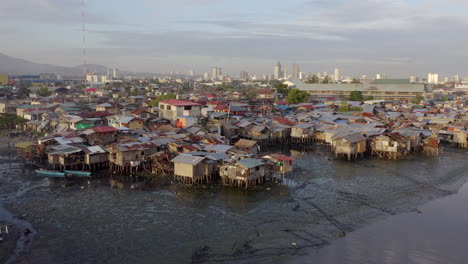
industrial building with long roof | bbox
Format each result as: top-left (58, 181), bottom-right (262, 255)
top-left (288, 79), bottom-right (425, 100)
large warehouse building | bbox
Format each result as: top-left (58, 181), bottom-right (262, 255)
top-left (290, 80), bottom-right (425, 100)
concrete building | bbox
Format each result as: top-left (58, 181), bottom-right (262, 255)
top-left (0, 102), bottom-right (16, 114)
top-left (112, 68), bottom-right (121, 79)
top-left (239, 71), bottom-right (249, 80)
top-left (274, 61), bottom-right (282, 80)
top-left (159, 99), bottom-right (202, 123)
top-left (292, 64), bottom-right (300, 79)
top-left (334, 68), bottom-right (340, 82)
top-left (410, 76), bottom-right (418, 83)
top-left (293, 81), bottom-right (425, 100)
top-left (86, 73), bottom-right (109, 83)
top-left (428, 73), bottom-right (439, 84)
top-left (376, 74), bottom-right (387, 80)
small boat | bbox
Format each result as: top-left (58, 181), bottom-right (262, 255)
top-left (64, 170), bottom-right (92, 178)
top-left (35, 170), bottom-right (66, 178)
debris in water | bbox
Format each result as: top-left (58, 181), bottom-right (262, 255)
top-left (291, 242), bottom-right (297, 247)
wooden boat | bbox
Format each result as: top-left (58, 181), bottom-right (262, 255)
top-left (64, 170), bottom-right (92, 178)
top-left (35, 170), bottom-right (66, 178)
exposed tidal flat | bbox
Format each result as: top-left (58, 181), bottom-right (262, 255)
top-left (1, 147), bottom-right (467, 264)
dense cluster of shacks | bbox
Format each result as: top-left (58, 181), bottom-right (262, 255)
top-left (9, 88), bottom-right (468, 188)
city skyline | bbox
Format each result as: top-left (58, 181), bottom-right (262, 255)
top-left (1, 0), bottom-right (468, 76)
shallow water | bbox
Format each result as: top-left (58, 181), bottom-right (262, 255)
top-left (1, 147), bottom-right (467, 264)
top-left (293, 178), bottom-right (468, 264)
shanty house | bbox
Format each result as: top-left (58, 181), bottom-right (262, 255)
top-left (234, 139), bottom-right (259, 155)
top-left (331, 133), bottom-right (367, 160)
top-left (112, 116), bottom-right (144, 130)
top-left (219, 158), bottom-right (269, 188)
top-left (82, 126), bottom-right (117, 145)
top-left (171, 154), bottom-right (216, 184)
top-left (291, 123), bottom-right (315, 141)
top-left (107, 142), bottom-right (159, 174)
top-left (95, 102), bottom-right (122, 114)
top-left (47, 144), bottom-right (85, 170)
top-left (371, 133), bottom-right (411, 159)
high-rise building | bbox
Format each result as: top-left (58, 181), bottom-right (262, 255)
top-left (274, 61), bottom-right (282, 80)
top-left (299, 72), bottom-right (306, 80)
top-left (188, 70), bottom-right (194, 77)
top-left (292, 64), bottom-right (300, 79)
top-left (112, 68), bottom-right (121, 79)
top-left (284, 67), bottom-right (288, 79)
top-left (410, 76), bottom-right (418, 83)
top-left (444, 77), bottom-right (449, 83)
top-left (211, 67), bottom-right (219, 80)
top-left (239, 71), bottom-right (249, 80)
top-left (203, 72), bottom-right (209, 80)
top-left (452, 75), bottom-right (460, 82)
top-left (428, 73), bottom-right (439, 84)
top-left (334, 68), bottom-right (340, 82)
top-left (376, 73), bottom-right (387, 80)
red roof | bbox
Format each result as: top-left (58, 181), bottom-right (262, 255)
top-left (85, 88), bottom-right (97, 92)
top-left (298, 105), bottom-right (315, 109)
top-left (214, 104), bottom-right (228, 110)
top-left (255, 88), bottom-right (273, 95)
top-left (91, 126), bottom-right (117, 133)
top-left (159, 99), bottom-right (201, 106)
top-left (272, 117), bottom-right (296, 126)
top-left (275, 101), bottom-right (288, 105)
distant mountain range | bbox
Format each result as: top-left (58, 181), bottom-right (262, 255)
top-left (0, 53), bottom-right (110, 77)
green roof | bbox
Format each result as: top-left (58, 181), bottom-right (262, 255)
top-left (75, 123), bottom-right (95, 130)
top-left (373, 79), bottom-right (411, 84)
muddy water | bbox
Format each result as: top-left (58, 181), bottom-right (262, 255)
top-left (1, 147), bottom-right (467, 264)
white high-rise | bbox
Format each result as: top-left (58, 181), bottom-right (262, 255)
top-left (428, 73), bottom-right (439, 84)
top-left (376, 73), bottom-right (387, 80)
top-left (334, 68), bottom-right (340, 82)
top-left (274, 61), bottom-right (282, 80)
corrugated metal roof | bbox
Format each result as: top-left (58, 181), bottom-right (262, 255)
top-left (234, 139), bottom-right (257, 149)
top-left (115, 116), bottom-right (135, 124)
top-left (171, 154), bottom-right (205, 165)
top-left (238, 158), bottom-right (264, 169)
top-left (204, 144), bottom-right (233, 153)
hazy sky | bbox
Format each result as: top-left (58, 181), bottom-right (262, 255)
top-left (1, 0), bottom-right (467, 77)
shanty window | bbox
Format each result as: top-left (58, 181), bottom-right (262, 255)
top-left (184, 106), bottom-right (192, 110)
top-left (167, 106), bottom-right (171, 110)
top-left (160, 105), bottom-right (165, 110)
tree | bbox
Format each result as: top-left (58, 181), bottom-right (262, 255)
top-left (364, 96), bottom-right (374, 100)
top-left (322, 76), bottom-right (331, 84)
top-left (38, 86), bottom-right (51, 97)
top-left (151, 93), bottom-right (177, 106)
top-left (349, 90), bottom-right (363, 101)
top-left (286, 89), bottom-right (309, 104)
top-left (304, 74), bottom-right (320, 84)
top-left (411, 94), bottom-right (424, 104)
top-left (0, 113), bottom-right (26, 129)
top-left (351, 78), bottom-right (361, 84)
top-left (273, 82), bottom-right (290, 96)
top-left (441, 95), bottom-right (449, 101)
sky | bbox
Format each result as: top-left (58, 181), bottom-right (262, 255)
top-left (1, 0), bottom-right (468, 78)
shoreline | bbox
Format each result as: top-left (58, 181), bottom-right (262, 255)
top-left (1, 147), bottom-right (467, 263)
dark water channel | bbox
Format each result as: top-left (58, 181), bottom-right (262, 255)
top-left (0, 147), bottom-right (467, 264)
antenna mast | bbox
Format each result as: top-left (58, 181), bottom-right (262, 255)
top-left (81, 0), bottom-right (88, 85)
